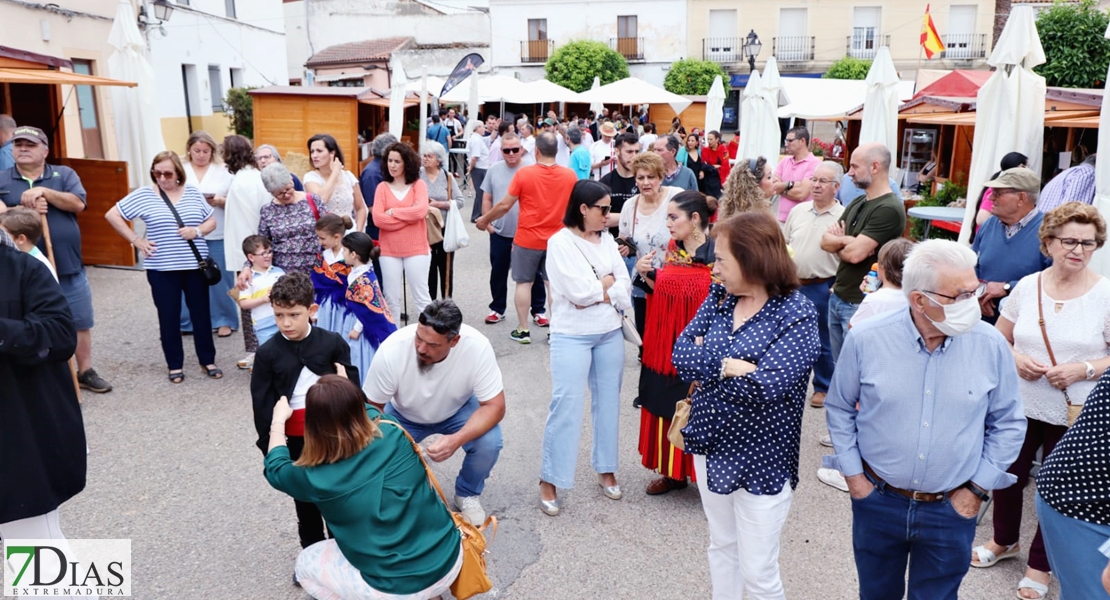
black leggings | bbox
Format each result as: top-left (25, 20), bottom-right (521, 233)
top-left (428, 241), bottom-right (455, 299)
top-left (287, 436), bottom-right (329, 548)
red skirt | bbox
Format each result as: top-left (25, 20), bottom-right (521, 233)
top-left (638, 408), bottom-right (697, 481)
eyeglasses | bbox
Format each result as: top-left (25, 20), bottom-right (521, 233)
top-left (923, 282), bottom-right (987, 303)
top-left (256, 154), bottom-right (274, 161)
top-left (810, 177), bottom-right (836, 185)
top-left (502, 147), bottom-right (522, 154)
top-left (151, 170), bottom-right (177, 180)
top-left (250, 250), bottom-right (273, 257)
top-left (1051, 236), bottom-right (1099, 251)
top-left (784, 137), bottom-right (797, 143)
top-left (592, 204), bottom-right (612, 215)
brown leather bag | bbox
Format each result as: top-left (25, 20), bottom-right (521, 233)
top-left (667, 383), bottom-right (699, 450)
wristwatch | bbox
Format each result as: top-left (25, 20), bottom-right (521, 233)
top-left (719, 358), bottom-right (729, 380)
top-left (961, 481), bottom-right (990, 502)
top-left (1085, 361), bottom-right (1096, 380)
top-left (1002, 282), bottom-right (1011, 294)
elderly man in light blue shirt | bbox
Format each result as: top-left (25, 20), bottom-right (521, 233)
top-left (824, 239), bottom-right (1026, 600)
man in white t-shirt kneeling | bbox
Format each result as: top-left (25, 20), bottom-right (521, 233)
top-left (362, 299), bottom-right (506, 525)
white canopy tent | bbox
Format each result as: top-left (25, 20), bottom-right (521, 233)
top-left (738, 70), bottom-right (781, 164)
top-left (958, 5), bottom-right (1046, 244)
top-left (440, 74), bottom-right (528, 103)
top-left (388, 55), bottom-right (409, 138)
top-left (576, 77), bottom-right (692, 116)
top-left (108, 0), bottom-right (166, 190)
top-left (1084, 22), bottom-right (1110, 277)
top-left (513, 79), bottom-right (582, 104)
top-left (588, 76), bottom-right (603, 116)
top-left (704, 75), bottom-right (726, 134)
top-left (859, 47), bottom-right (901, 157)
top-left (777, 78), bottom-right (915, 120)
top-left (405, 76), bottom-right (445, 97)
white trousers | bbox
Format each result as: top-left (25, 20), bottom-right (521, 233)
top-left (296, 539), bottom-right (463, 600)
top-left (694, 454), bottom-right (793, 600)
top-left (379, 253), bottom-right (432, 321)
top-left (0, 510), bottom-right (93, 600)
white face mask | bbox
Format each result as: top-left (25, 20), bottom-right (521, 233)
top-left (923, 295), bottom-right (981, 337)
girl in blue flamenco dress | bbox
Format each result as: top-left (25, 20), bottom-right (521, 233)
top-left (311, 214), bottom-right (352, 333)
top-left (340, 232), bottom-right (396, 385)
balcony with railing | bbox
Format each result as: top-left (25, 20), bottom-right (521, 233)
top-left (773, 36), bottom-right (815, 63)
top-left (846, 33), bottom-right (890, 60)
top-left (703, 37), bottom-right (741, 63)
top-left (521, 39), bottom-right (553, 63)
top-left (941, 33), bottom-right (987, 59)
top-left (610, 37), bottom-right (644, 61)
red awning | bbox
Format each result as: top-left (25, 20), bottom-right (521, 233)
top-left (912, 70), bottom-right (992, 100)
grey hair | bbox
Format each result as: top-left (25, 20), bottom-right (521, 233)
top-left (816, 160), bottom-right (844, 181)
top-left (901, 239), bottom-right (978, 298)
top-left (566, 127), bottom-right (582, 145)
top-left (0, 114), bottom-right (15, 132)
top-left (1083, 153), bottom-right (1097, 167)
top-left (256, 144), bottom-right (283, 163)
top-left (260, 162), bottom-right (294, 195)
top-left (420, 140), bottom-right (448, 168)
top-left (371, 133), bottom-right (399, 159)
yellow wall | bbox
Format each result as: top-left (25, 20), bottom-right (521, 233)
top-left (160, 114), bottom-right (234, 155)
top-left (687, 1), bottom-right (993, 73)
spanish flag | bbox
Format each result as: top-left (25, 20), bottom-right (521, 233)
top-left (920, 4), bottom-right (944, 59)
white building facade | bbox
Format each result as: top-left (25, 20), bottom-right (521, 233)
top-left (149, 0), bottom-right (288, 152)
top-left (487, 0), bottom-right (687, 86)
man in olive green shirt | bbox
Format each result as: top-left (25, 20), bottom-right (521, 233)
top-left (820, 142), bottom-right (906, 361)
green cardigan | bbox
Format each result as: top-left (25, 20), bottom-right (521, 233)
top-left (265, 406), bottom-right (461, 594)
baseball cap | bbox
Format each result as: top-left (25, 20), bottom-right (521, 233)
top-left (983, 167), bottom-right (1039, 193)
top-left (542, 118), bottom-right (555, 126)
top-left (11, 126), bottom-right (48, 146)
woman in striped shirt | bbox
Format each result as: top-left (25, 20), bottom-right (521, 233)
top-left (105, 151), bottom-right (223, 384)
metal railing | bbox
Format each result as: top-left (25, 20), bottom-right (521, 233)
top-left (942, 33), bottom-right (987, 59)
top-left (846, 33), bottom-right (890, 60)
top-left (702, 37), bottom-right (742, 63)
top-left (773, 36), bottom-right (815, 62)
top-left (520, 39), bottom-right (553, 63)
top-left (610, 37), bottom-right (644, 61)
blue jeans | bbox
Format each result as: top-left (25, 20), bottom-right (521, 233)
top-left (384, 395), bottom-right (502, 498)
top-left (798, 281), bottom-right (834, 393)
top-left (1036, 492), bottom-right (1110, 600)
top-left (828, 292), bottom-right (860, 363)
top-left (488, 233), bottom-right (545, 316)
top-left (851, 480), bottom-right (977, 600)
top-left (180, 239), bottom-right (239, 331)
top-left (542, 329), bottom-right (624, 488)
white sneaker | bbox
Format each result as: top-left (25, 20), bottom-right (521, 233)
top-left (817, 468), bottom-right (849, 492)
top-left (454, 495), bottom-right (486, 526)
top-left (819, 434), bottom-right (833, 448)
top-left (237, 352), bottom-right (255, 370)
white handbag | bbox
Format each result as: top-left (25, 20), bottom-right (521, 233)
top-left (442, 187), bottom-right (470, 253)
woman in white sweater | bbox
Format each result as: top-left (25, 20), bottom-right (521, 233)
top-left (539, 179), bottom-right (632, 517)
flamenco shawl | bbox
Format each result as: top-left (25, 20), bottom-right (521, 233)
top-left (346, 271), bottom-right (397, 349)
top-left (311, 254), bottom-right (350, 306)
top-left (642, 240), bottom-right (715, 376)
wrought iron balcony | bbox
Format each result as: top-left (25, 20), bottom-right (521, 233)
top-left (610, 37), bottom-right (644, 61)
top-left (773, 36), bottom-right (815, 62)
top-left (845, 33), bottom-right (890, 60)
top-left (521, 39), bottom-right (553, 63)
top-left (703, 37), bottom-right (741, 63)
top-left (942, 33), bottom-right (987, 59)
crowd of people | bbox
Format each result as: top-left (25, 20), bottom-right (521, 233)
top-left (5, 105), bottom-right (1110, 600)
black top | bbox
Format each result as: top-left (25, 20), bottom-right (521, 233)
top-left (599, 170), bottom-right (638, 238)
top-left (249, 327), bottom-right (358, 453)
top-left (0, 235), bottom-right (86, 522)
top-left (1036, 374), bottom-right (1110, 525)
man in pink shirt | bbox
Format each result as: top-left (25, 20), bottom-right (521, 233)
top-left (772, 126), bottom-right (822, 223)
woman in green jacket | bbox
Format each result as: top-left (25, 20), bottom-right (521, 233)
top-left (265, 374), bottom-right (462, 599)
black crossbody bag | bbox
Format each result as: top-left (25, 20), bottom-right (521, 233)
top-left (157, 187), bottom-right (222, 285)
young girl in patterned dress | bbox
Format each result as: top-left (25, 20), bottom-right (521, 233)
top-left (311, 214), bottom-right (352, 334)
top-left (339, 232), bottom-right (396, 384)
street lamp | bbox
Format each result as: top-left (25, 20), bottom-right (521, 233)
top-left (742, 29), bottom-right (762, 74)
top-left (138, 0), bottom-right (175, 29)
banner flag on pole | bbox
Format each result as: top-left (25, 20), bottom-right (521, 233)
top-left (920, 4), bottom-right (945, 59)
top-left (439, 53), bottom-right (484, 98)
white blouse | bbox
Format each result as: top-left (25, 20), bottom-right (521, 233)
top-left (183, 162), bottom-right (232, 240)
top-left (617, 187), bottom-right (682, 270)
top-left (1001, 272), bottom-right (1110, 425)
top-left (546, 228), bottom-right (632, 336)
top-left (303, 169), bottom-right (359, 221)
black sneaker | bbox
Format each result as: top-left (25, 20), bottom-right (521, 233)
top-left (509, 328), bottom-right (531, 344)
top-left (632, 396), bottom-right (642, 409)
top-left (78, 368), bottom-right (112, 393)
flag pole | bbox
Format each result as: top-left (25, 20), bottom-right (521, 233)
top-left (41, 214), bottom-right (83, 404)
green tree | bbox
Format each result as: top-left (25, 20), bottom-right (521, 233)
top-left (823, 57), bottom-right (871, 80)
top-left (1035, 0), bottom-right (1110, 88)
top-left (545, 40), bottom-right (630, 92)
top-left (224, 87), bottom-right (255, 139)
top-left (663, 59), bottom-right (731, 96)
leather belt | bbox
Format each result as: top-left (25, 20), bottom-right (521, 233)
top-left (798, 276), bottom-right (834, 286)
top-left (863, 462), bottom-right (950, 503)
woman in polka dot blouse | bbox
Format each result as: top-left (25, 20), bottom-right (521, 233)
top-left (672, 211), bottom-right (819, 599)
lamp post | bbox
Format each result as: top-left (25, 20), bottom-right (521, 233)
top-left (742, 29), bottom-right (762, 74)
top-left (138, 0), bottom-right (175, 31)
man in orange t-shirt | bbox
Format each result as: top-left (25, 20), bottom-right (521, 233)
top-left (477, 131), bottom-right (576, 344)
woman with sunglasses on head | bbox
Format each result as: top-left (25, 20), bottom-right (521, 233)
top-left (971, 202), bottom-right (1110, 600)
top-left (539, 180), bottom-right (632, 516)
top-left (719, 157), bottom-right (777, 221)
top-left (105, 151), bottom-right (222, 383)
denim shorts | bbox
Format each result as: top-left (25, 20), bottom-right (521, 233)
top-left (59, 268), bottom-right (94, 330)
top-left (510, 244), bottom-right (547, 283)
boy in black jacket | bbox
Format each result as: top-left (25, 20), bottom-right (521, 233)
top-left (250, 272), bottom-right (358, 553)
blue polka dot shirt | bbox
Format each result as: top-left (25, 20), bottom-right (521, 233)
top-left (673, 283), bottom-right (820, 496)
